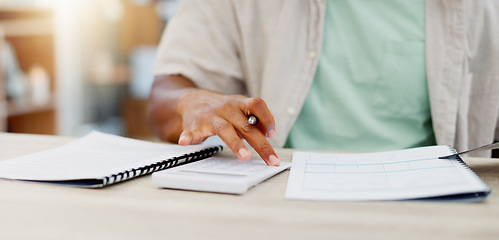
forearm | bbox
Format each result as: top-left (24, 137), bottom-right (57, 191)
top-left (147, 74), bottom-right (198, 143)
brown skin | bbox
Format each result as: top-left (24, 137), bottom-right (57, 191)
top-left (147, 75), bottom-right (280, 166)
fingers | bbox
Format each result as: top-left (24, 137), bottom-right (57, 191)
top-left (241, 98), bottom-right (276, 138)
top-left (176, 91), bottom-right (279, 166)
top-left (213, 118), bottom-right (252, 161)
top-left (228, 112), bottom-right (280, 166)
top-left (181, 111), bottom-right (279, 166)
top-left (178, 131), bottom-right (210, 145)
top-left (178, 132), bottom-right (192, 145)
top-left (180, 118), bottom-right (252, 161)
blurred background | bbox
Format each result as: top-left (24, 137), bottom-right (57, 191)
top-left (0, 0), bottom-right (179, 140)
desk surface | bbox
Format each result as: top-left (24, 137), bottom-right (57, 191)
top-left (0, 133), bottom-right (498, 240)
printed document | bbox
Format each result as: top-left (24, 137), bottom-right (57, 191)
top-left (285, 146), bottom-right (490, 201)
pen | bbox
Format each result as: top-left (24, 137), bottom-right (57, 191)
top-left (248, 115), bottom-right (258, 125)
top-left (438, 141), bottom-right (499, 159)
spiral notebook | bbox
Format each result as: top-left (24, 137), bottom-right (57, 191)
top-left (286, 146), bottom-right (491, 201)
top-left (0, 131), bottom-right (222, 188)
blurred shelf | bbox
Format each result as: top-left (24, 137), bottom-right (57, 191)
top-left (0, 6), bottom-right (53, 37)
top-left (0, 7), bottom-right (56, 135)
top-left (7, 108), bottom-right (56, 135)
top-left (122, 96), bottom-right (154, 140)
top-left (0, 7), bottom-right (52, 20)
top-left (0, 18), bottom-right (53, 37)
top-left (7, 95), bottom-right (56, 117)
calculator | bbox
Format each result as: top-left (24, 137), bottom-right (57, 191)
top-left (152, 157), bottom-right (291, 194)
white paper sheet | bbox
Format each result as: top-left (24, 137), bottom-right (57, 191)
top-left (0, 131), bottom-right (213, 181)
top-left (285, 146), bottom-right (490, 201)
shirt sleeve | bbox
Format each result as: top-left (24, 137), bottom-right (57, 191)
top-left (153, 0), bottom-right (246, 95)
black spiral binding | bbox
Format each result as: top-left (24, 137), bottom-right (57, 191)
top-left (102, 145), bottom-right (223, 187)
top-left (426, 146), bottom-right (491, 202)
top-left (447, 146), bottom-right (472, 170)
top-left (449, 146), bottom-right (491, 190)
top-left (446, 146), bottom-right (476, 173)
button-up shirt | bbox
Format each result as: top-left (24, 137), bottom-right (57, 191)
top-left (154, 0), bottom-right (499, 157)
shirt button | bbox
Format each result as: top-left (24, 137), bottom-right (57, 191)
top-left (308, 51), bottom-right (316, 59)
top-left (287, 107), bottom-right (296, 115)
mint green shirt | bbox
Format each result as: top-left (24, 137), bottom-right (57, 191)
top-left (285, 0), bottom-right (436, 152)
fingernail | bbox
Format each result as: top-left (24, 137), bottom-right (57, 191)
top-left (238, 148), bottom-right (251, 161)
top-left (266, 129), bottom-right (276, 138)
top-left (269, 154), bottom-right (280, 166)
top-left (178, 134), bottom-right (191, 145)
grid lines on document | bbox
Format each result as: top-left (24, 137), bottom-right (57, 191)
top-left (302, 153), bottom-right (468, 192)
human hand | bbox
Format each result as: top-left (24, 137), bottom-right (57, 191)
top-left (176, 89), bottom-right (280, 166)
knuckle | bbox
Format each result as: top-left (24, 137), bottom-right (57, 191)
top-left (215, 102), bottom-right (236, 116)
top-left (213, 119), bottom-right (230, 133)
top-left (249, 97), bottom-right (265, 110)
top-left (240, 121), bottom-right (254, 133)
top-left (255, 142), bottom-right (272, 154)
top-left (221, 102), bottom-right (233, 112)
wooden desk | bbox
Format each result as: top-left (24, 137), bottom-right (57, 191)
top-left (0, 133), bottom-right (498, 240)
